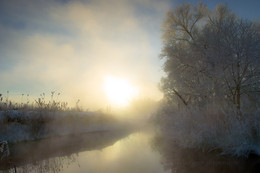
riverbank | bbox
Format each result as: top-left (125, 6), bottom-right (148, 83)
top-left (0, 110), bottom-right (132, 143)
top-left (153, 103), bottom-right (260, 158)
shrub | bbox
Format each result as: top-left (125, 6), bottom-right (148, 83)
top-left (155, 103), bottom-right (260, 157)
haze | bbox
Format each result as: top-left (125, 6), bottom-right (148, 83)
top-left (0, 0), bottom-right (259, 110)
top-left (0, 0), bottom-right (168, 110)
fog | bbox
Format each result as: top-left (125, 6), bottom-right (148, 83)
top-left (0, 0), bottom-right (168, 109)
top-left (1, 1), bottom-right (260, 173)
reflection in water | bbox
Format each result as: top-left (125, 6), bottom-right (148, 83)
top-left (7, 130), bottom-right (255, 173)
top-left (1, 131), bottom-right (170, 173)
top-left (3, 130), bottom-right (260, 173)
top-left (152, 135), bottom-right (260, 173)
top-left (62, 132), bottom-right (170, 173)
top-left (16, 154), bottom-right (78, 173)
top-left (0, 130), bottom-right (132, 172)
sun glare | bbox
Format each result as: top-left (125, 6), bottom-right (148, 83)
top-left (104, 76), bottom-right (138, 106)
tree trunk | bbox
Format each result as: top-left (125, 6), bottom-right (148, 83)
top-left (236, 85), bottom-right (241, 110)
top-left (172, 88), bottom-right (188, 106)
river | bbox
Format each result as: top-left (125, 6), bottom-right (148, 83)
top-left (0, 130), bottom-right (170, 173)
top-left (1, 130), bottom-right (260, 173)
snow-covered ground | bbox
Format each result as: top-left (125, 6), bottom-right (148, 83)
top-left (155, 104), bottom-right (260, 157)
top-left (0, 110), bottom-right (129, 143)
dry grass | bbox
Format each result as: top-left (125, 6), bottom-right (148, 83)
top-left (0, 91), bottom-right (118, 143)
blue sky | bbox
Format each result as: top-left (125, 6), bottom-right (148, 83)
top-left (177, 0), bottom-right (260, 20)
top-left (0, 0), bottom-right (259, 109)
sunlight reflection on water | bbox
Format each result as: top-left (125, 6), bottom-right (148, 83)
top-left (63, 132), bottom-right (170, 173)
top-left (3, 131), bottom-right (170, 173)
top-left (4, 130), bottom-right (260, 173)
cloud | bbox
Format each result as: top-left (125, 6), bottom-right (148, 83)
top-left (0, 0), bottom-right (170, 109)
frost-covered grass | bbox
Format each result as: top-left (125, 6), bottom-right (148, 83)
top-left (0, 91), bottom-right (76, 112)
top-left (0, 92), bottom-right (128, 144)
top-left (154, 103), bottom-right (260, 157)
top-left (0, 110), bottom-right (123, 143)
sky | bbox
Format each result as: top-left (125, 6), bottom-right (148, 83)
top-left (0, 0), bottom-right (259, 110)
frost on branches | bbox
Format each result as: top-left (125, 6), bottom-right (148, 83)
top-left (158, 3), bottom-right (260, 157)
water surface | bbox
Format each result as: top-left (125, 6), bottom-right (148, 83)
top-left (3, 130), bottom-right (259, 173)
top-left (1, 131), bottom-right (169, 173)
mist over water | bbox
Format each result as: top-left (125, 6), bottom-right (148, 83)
top-left (1, 130), bottom-right (169, 173)
top-left (62, 132), bottom-right (169, 173)
top-left (2, 123), bottom-right (260, 173)
top-left (0, 0), bottom-right (259, 172)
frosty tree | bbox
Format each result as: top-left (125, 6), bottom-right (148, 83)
top-left (160, 3), bottom-right (260, 111)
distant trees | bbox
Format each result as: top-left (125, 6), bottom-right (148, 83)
top-left (160, 3), bottom-right (260, 111)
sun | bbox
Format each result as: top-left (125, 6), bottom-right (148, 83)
top-left (104, 76), bottom-right (138, 106)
